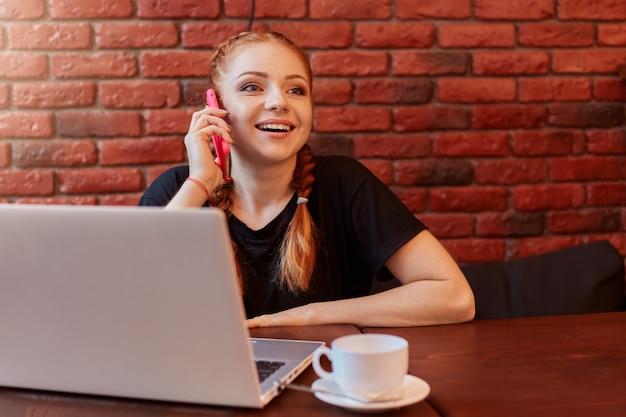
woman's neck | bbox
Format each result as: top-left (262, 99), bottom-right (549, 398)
top-left (229, 160), bottom-right (296, 231)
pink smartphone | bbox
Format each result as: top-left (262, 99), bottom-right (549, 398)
top-left (206, 89), bottom-right (231, 180)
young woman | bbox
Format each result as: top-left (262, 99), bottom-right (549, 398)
top-left (139, 31), bottom-right (475, 327)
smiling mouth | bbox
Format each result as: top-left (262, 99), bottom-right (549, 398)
top-left (256, 123), bottom-right (294, 133)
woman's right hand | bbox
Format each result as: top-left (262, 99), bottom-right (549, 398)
top-left (184, 106), bottom-right (234, 192)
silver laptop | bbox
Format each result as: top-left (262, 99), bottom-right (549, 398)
top-left (0, 204), bottom-right (323, 408)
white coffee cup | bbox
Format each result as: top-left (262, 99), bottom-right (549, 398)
top-left (312, 333), bottom-right (408, 402)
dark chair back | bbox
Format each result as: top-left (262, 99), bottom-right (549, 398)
top-left (462, 240), bottom-right (625, 320)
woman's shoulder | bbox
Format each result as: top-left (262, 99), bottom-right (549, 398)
top-left (314, 155), bottom-right (373, 181)
top-left (148, 165), bottom-right (190, 189)
top-left (138, 165), bottom-right (189, 206)
top-left (159, 165), bottom-right (190, 178)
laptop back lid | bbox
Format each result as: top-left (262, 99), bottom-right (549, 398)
top-left (0, 204), bottom-right (266, 407)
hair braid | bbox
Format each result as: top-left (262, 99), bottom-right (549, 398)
top-left (208, 180), bottom-right (247, 292)
top-left (210, 180), bottom-right (234, 212)
top-left (276, 144), bottom-right (318, 293)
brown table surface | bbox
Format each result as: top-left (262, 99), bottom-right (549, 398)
top-left (0, 324), bottom-right (439, 417)
top-left (363, 312), bottom-right (626, 417)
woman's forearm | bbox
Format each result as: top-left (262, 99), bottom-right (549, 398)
top-left (246, 279), bottom-right (475, 328)
top-left (164, 181), bottom-right (210, 209)
top-left (310, 280), bottom-right (474, 327)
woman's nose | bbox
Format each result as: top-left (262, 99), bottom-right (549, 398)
top-left (264, 89), bottom-right (289, 112)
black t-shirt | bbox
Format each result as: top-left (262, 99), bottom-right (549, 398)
top-left (139, 156), bottom-right (426, 318)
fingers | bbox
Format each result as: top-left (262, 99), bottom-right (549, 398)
top-left (245, 314), bottom-right (276, 328)
top-left (245, 317), bottom-right (261, 328)
top-left (184, 112), bottom-right (229, 183)
top-left (188, 107), bottom-right (233, 143)
top-left (245, 307), bottom-right (309, 328)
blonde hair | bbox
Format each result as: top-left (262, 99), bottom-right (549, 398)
top-left (208, 32), bottom-right (318, 293)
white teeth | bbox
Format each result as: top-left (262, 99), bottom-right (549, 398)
top-left (257, 123), bottom-right (291, 132)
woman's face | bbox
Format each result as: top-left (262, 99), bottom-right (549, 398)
top-left (217, 41), bottom-right (313, 170)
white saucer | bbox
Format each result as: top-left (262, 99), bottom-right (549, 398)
top-left (311, 374), bottom-right (430, 413)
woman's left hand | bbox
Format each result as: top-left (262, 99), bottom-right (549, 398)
top-left (246, 305), bottom-right (316, 328)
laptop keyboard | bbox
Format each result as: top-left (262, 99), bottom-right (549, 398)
top-left (255, 360), bottom-right (286, 383)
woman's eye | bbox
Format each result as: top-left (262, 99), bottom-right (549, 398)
top-left (288, 86), bottom-right (307, 96)
top-left (241, 83), bottom-right (261, 92)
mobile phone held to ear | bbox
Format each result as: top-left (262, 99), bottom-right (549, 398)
top-left (206, 89), bottom-right (231, 180)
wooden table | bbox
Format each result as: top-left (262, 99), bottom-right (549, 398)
top-left (3, 314), bottom-right (624, 417)
top-left (364, 312), bottom-right (626, 417)
top-left (0, 324), bottom-right (439, 417)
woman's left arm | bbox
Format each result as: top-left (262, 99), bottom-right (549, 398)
top-left (246, 230), bottom-right (475, 328)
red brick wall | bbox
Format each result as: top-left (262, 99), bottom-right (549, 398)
top-left (1, 0), bottom-right (625, 263)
